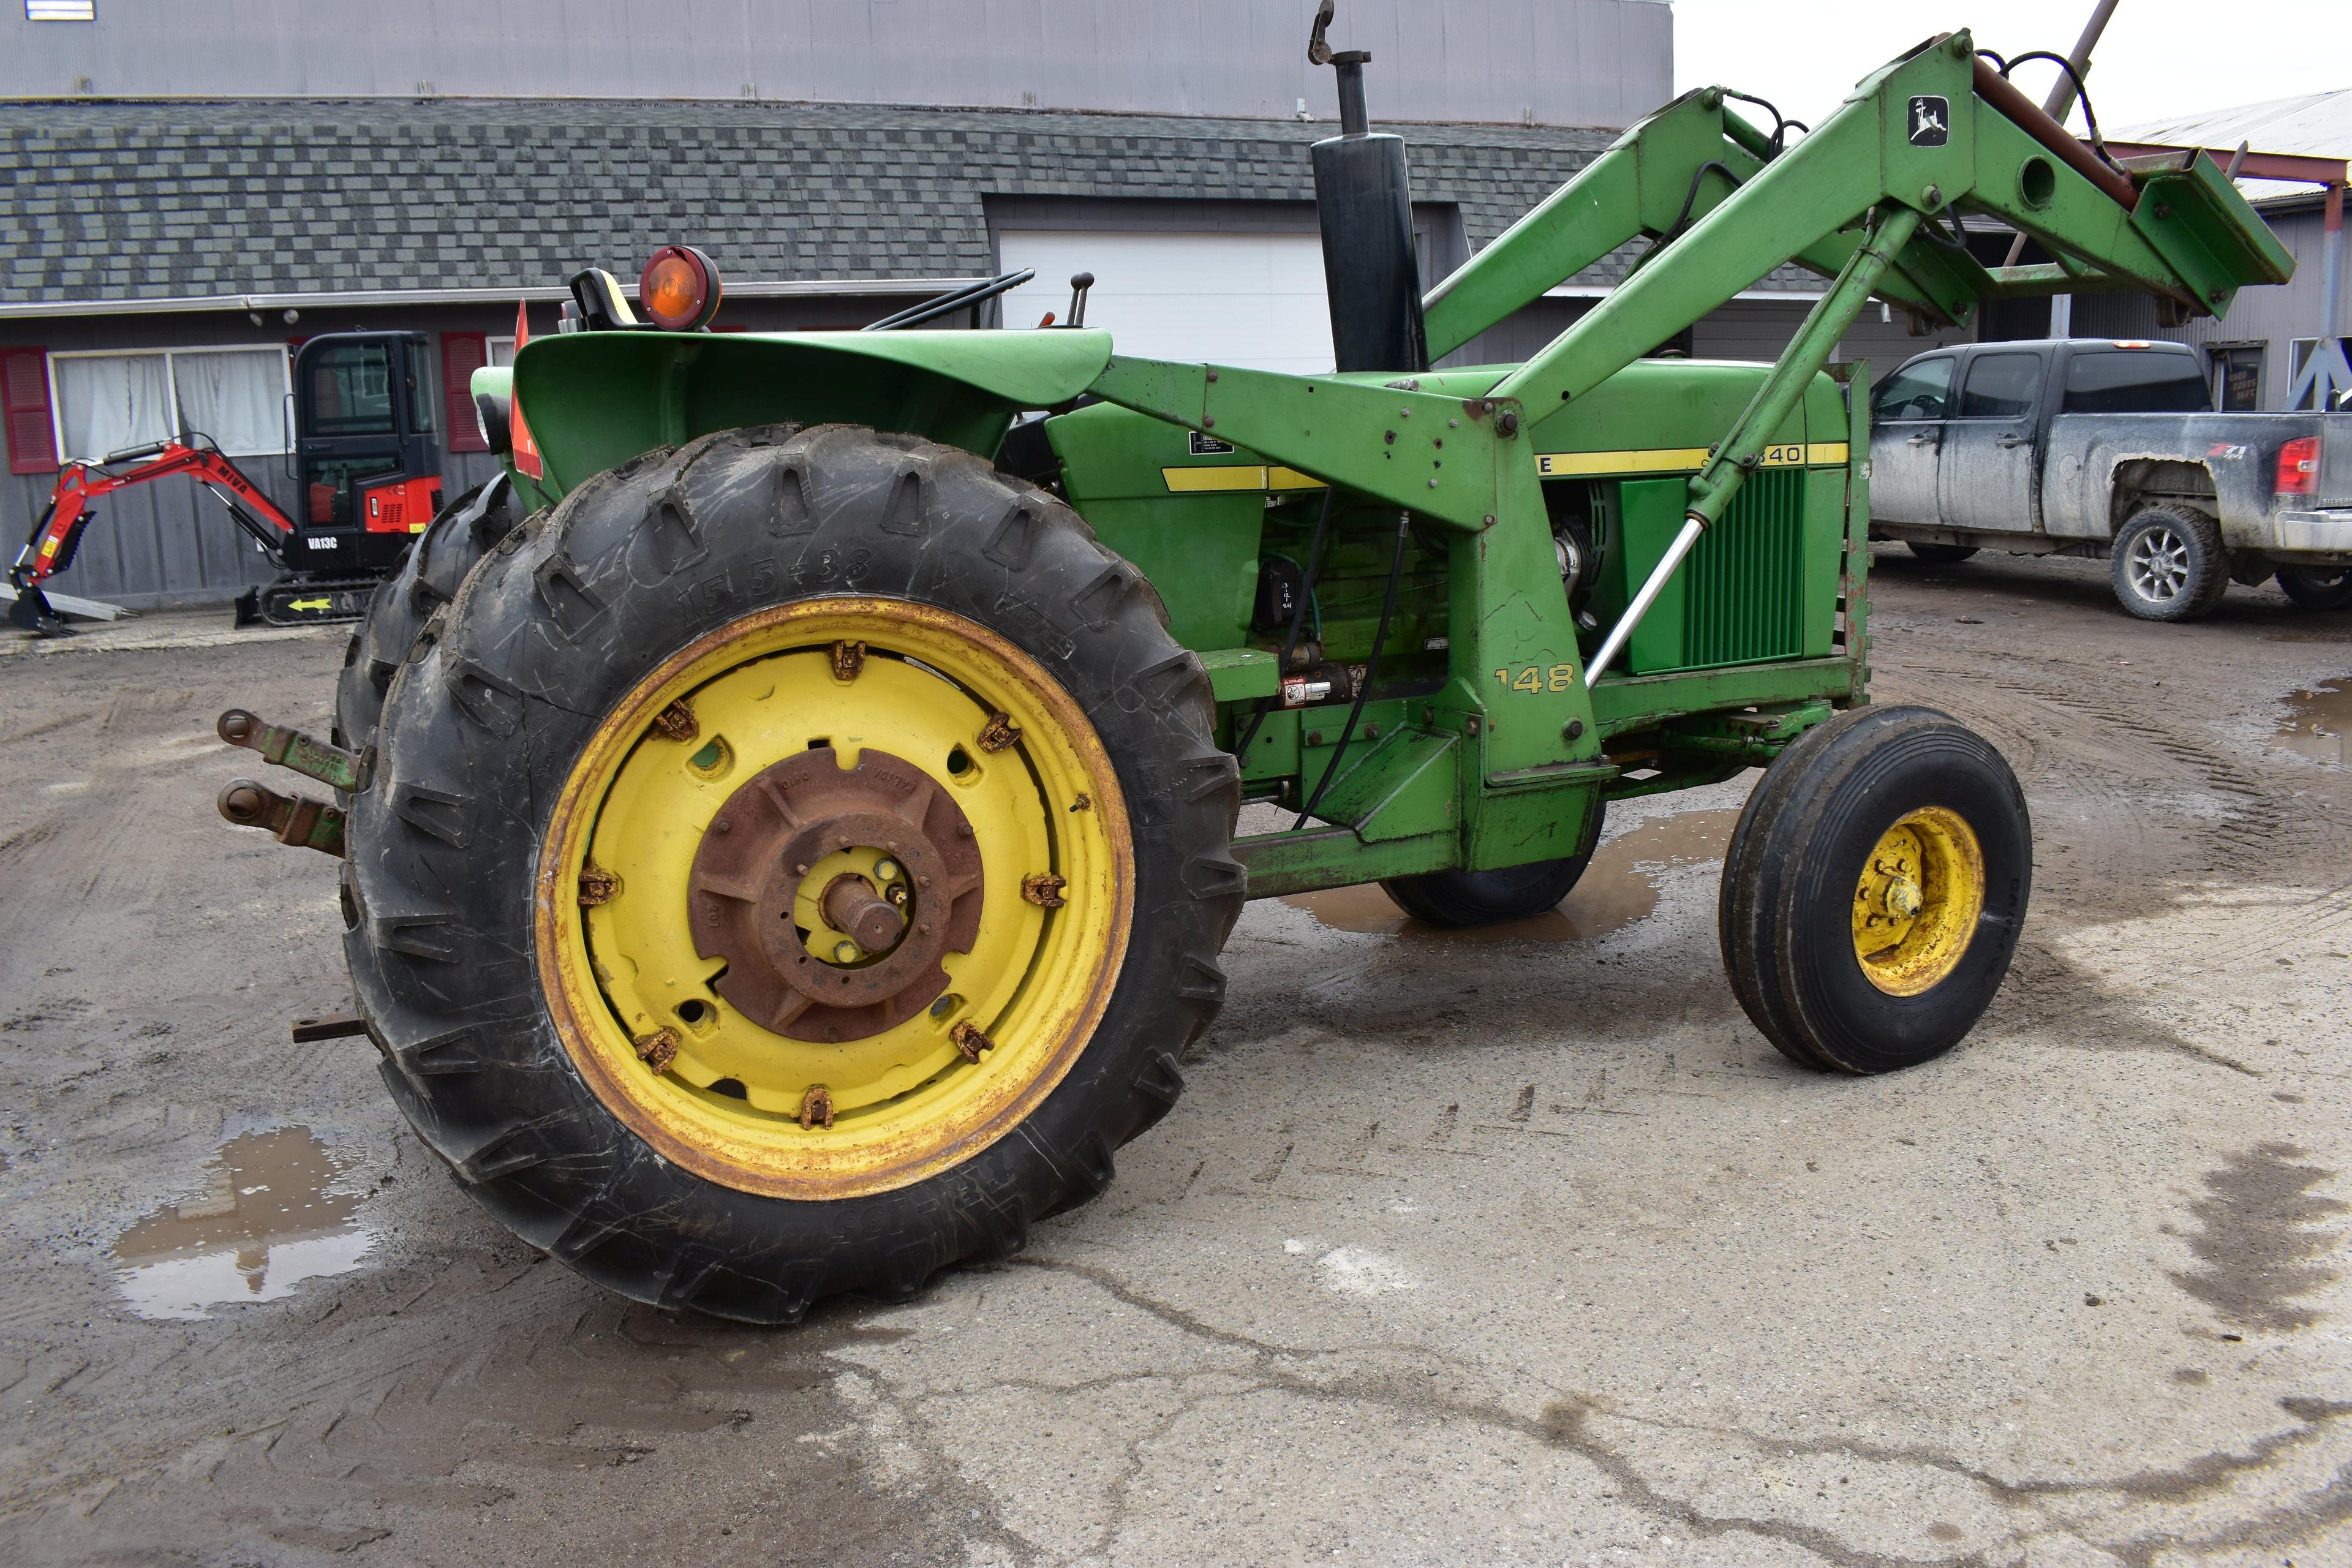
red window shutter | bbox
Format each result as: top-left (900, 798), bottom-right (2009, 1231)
top-left (2, 347), bottom-right (58, 475)
top-left (441, 331), bottom-right (489, 453)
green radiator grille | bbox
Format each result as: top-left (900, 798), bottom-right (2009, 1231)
top-left (1677, 468), bottom-right (1807, 668)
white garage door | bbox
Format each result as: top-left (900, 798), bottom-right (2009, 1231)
top-left (995, 230), bottom-right (1335, 375)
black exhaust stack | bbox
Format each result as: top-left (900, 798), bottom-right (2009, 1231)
top-left (1308, 1), bottom-right (1427, 375)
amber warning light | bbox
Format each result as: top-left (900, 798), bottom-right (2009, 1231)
top-left (640, 245), bottom-right (723, 331)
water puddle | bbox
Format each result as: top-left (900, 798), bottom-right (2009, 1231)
top-left (112, 1128), bottom-right (375, 1321)
top-left (1283, 807), bottom-right (1740, 942)
top-left (2276, 680), bottom-right (2350, 766)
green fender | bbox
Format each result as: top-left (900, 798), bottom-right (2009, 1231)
top-left (486, 327), bottom-right (1114, 498)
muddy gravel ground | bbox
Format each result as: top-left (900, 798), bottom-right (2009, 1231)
top-left (1, 549), bottom-right (2348, 1567)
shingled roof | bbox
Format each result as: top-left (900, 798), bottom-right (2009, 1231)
top-left (0, 96), bottom-right (1841, 307)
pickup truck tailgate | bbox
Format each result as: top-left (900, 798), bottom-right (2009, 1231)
top-left (2322, 415), bottom-right (2352, 509)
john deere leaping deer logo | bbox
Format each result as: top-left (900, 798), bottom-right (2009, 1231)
top-left (1908, 95), bottom-right (1950, 147)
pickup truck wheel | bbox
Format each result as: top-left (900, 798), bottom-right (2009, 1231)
top-left (2275, 565), bottom-right (2352, 612)
top-left (1905, 542), bottom-right (1978, 565)
top-left (1381, 800), bottom-right (1605, 927)
top-left (1718, 706), bottom-right (2030, 1074)
top-left (342, 424), bottom-right (1242, 1322)
top-left (2112, 505), bottom-right (2227, 622)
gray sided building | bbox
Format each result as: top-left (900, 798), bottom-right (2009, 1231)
top-left (0, 0), bottom-right (1942, 610)
top-left (2136, 194), bottom-right (2346, 412)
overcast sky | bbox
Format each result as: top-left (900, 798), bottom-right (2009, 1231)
top-left (1671, 1), bottom-right (2350, 137)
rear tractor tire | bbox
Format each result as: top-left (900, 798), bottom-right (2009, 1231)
top-left (344, 424), bottom-right (1243, 1321)
top-left (1381, 800), bottom-right (1605, 927)
top-left (1719, 705), bottom-right (2030, 1074)
top-left (2275, 565), bottom-right (2352, 612)
top-left (2111, 504), bottom-right (2228, 622)
top-left (333, 475), bottom-right (519, 752)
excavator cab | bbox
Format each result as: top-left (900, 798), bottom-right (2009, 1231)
top-left (290, 331), bottom-right (444, 577)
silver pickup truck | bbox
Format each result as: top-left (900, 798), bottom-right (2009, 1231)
top-left (1868, 338), bottom-right (2351, 620)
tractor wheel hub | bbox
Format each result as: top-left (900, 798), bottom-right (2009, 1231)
top-left (688, 747), bottom-right (984, 1043)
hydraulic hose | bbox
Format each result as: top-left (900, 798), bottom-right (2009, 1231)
top-left (1231, 486), bottom-right (1338, 762)
top-left (1292, 507), bottom-right (1412, 831)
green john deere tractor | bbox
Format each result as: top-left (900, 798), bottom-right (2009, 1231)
top-left (217, 21), bottom-right (2290, 1321)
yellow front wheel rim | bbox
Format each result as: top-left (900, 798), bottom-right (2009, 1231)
top-left (1850, 805), bottom-right (1985, 997)
top-left (537, 598), bottom-right (1132, 1200)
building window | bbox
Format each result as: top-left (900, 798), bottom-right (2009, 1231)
top-left (2211, 344), bottom-right (2264, 412)
top-left (26, 1), bottom-right (97, 19)
top-left (50, 346), bottom-right (291, 461)
top-left (488, 336), bottom-right (517, 367)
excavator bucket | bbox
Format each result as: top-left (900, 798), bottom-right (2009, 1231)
top-left (5, 581), bottom-right (69, 637)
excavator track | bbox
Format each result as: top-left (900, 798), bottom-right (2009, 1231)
top-left (239, 578), bottom-right (383, 628)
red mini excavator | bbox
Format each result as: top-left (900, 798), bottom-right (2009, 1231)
top-left (7, 331), bottom-right (445, 635)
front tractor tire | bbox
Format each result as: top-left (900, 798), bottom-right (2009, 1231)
top-left (345, 425), bottom-right (1243, 1321)
top-left (1719, 706), bottom-right (2030, 1074)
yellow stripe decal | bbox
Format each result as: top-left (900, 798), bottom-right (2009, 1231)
top-left (1537, 447), bottom-right (1711, 477)
top-left (1536, 442), bottom-right (1849, 478)
top-left (1164, 444), bottom-right (1851, 494)
top-left (1161, 465), bottom-right (1268, 492)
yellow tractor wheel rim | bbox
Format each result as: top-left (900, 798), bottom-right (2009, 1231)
top-left (536, 598), bottom-right (1132, 1200)
top-left (1850, 805), bottom-right (1985, 997)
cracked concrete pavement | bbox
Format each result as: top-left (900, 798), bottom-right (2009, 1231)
top-left (1, 549), bottom-right (2348, 1566)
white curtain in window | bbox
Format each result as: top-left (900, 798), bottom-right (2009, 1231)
top-left (175, 349), bottom-right (287, 455)
top-left (54, 353), bottom-right (173, 462)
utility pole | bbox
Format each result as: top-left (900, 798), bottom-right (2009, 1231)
top-left (2037, 0), bottom-right (2121, 126)
top-left (2286, 181), bottom-right (2349, 410)
top-left (2008, 0), bottom-right (2124, 339)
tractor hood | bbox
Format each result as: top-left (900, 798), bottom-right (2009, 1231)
top-left (503, 327), bottom-right (1115, 497)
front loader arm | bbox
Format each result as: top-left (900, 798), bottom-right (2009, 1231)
top-left (1490, 30), bottom-right (2288, 421)
top-left (1420, 90), bottom-right (1970, 360)
top-left (1147, 29), bottom-right (2296, 703)
top-left (1426, 31), bottom-right (2291, 372)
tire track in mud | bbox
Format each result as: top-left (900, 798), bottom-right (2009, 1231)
top-left (1897, 655), bottom-right (2352, 892)
top-left (1974, 666), bottom-right (2352, 971)
top-left (1878, 656), bottom-right (2348, 1074)
top-left (1, 1271), bottom-right (989, 1567)
top-left (0, 686), bottom-right (216, 996)
top-left (0, 781), bottom-right (133, 1004)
